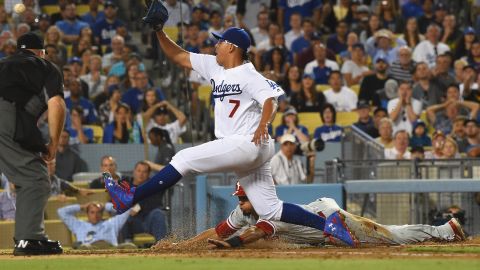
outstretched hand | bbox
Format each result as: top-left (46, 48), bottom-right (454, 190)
top-left (207, 238), bottom-right (232, 249)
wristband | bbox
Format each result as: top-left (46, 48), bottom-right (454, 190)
top-left (225, 236), bottom-right (243, 247)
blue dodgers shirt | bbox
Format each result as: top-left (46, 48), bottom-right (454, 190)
top-left (313, 125), bottom-right (343, 142)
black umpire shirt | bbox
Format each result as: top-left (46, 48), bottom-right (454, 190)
top-left (0, 50), bottom-right (63, 108)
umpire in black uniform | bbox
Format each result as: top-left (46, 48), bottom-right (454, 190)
top-left (0, 32), bottom-right (66, 255)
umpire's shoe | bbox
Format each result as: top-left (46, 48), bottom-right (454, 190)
top-left (13, 239), bottom-right (63, 256)
top-left (104, 172), bottom-right (135, 213)
top-left (142, 0), bottom-right (169, 31)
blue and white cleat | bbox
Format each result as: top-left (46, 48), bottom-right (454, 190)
top-left (324, 211), bottom-right (358, 247)
top-left (103, 172), bottom-right (135, 214)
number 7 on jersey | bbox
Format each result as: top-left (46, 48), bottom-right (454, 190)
top-left (228, 99), bottom-right (240, 118)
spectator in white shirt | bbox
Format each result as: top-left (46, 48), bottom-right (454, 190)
top-left (413, 24), bottom-right (450, 69)
top-left (284, 12), bottom-right (303, 51)
top-left (271, 134), bottom-right (308, 185)
top-left (341, 43), bottom-right (372, 86)
top-left (387, 81), bottom-right (422, 135)
top-left (250, 10), bottom-right (269, 45)
top-left (323, 71), bottom-right (358, 112)
top-left (384, 130), bottom-right (411, 160)
top-left (147, 101), bottom-right (187, 144)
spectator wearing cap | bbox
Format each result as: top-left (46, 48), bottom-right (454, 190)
top-left (65, 78), bottom-right (99, 125)
top-left (81, 0), bottom-right (106, 28)
top-left (349, 4), bottom-right (370, 34)
top-left (163, 0), bottom-right (191, 27)
top-left (55, 2), bottom-right (89, 44)
top-left (291, 18), bottom-right (316, 63)
top-left (387, 81), bottom-right (422, 135)
top-left (79, 54), bottom-right (106, 99)
top-left (359, 55), bottom-right (390, 108)
top-left (121, 70), bottom-right (165, 114)
top-left (426, 84), bottom-right (479, 135)
top-left (274, 107), bottom-right (309, 142)
top-left (341, 43), bottom-right (372, 87)
top-left (412, 62), bottom-right (443, 109)
top-left (270, 134), bottom-right (309, 185)
top-left (464, 119), bottom-right (480, 153)
top-left (284, 12), bottom-right (302, 51)
top-left (290, 73), bottom-right (326, 113)
top-left (354, 100), bottom-right (378, 138)
top-left (33, 13), bottom-right (51, 40)
top-left (190, 5), bottom-right (209, 31)
top-left (413, 24), bottom-right (450, 69)
top-left (93, 1), bottom-right (124, 46)
top-left (365, 29), bottom-right (406, 65)
top-left (326, 20), bottom-right (348, 55)
top-left (440, 15), bottom-right (462, 49)
top-left (324, 71), bottom-right (357, 112)
top-left (409, 120), bottom-right (431, 147)
top-left (145, 101), bottom-right (187, 144)
top-left (103, 103), bottom-right (143, 144)
top-left (314, 103), bottom-right (343, 142)
top-left (98, 84), bottom-right (127, 127)
top-left (460, 65), bottom-right (479, 103)
top-left (453, 27), bottom-right (477, 60)
top-left (304, 43), bottom-right (339, 85)
top-left (384, 130), bottom-right (411, 160)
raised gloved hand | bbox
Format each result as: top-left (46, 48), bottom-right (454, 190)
top-left (142, 0), bottom-right (169, 31)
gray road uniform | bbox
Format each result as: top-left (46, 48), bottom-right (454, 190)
top-left (216, 198), bottom-right (460, 246)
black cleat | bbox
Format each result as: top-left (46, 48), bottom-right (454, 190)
top-left (13, 239), bottom-right (63, 256)
top-left (142, 0), bottom-right (169, 31)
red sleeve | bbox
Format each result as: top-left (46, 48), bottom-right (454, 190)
top-left (215, 219), bottom-right (239, 238)
top-left (255, 219), bottom-right (276, 236)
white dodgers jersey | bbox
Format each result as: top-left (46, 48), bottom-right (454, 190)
top-left (190, 54), bottom-right (285, 138)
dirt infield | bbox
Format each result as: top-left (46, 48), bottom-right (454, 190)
top-left (1, 237), bottom-right (479, 260)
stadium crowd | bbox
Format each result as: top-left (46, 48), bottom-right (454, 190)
top-left (1, 0), bottom-right (480, 247)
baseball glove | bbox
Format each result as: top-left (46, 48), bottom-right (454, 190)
top-left (143, 0), bottom-right (169, 31)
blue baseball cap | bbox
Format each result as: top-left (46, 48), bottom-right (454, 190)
top-left (464, 26), bottom-right (475, 35)
top-left (212, 27), bottom-right (251, 52)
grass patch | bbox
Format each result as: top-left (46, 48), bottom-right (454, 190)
top-left (407, 246), bottom-right (480, 254)
top-left (1, 258), bottom-right (479, 270)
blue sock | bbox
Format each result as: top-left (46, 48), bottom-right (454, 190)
top-left (132, 164), bottom-right (182, 204)
top-left (280, 202), bottom-right (325, 231)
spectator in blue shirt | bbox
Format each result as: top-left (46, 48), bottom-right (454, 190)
top-left (58, 202), bottom-right (132, 249)
top-left (277, 0), bottom-right (322, 32)
top-left (65, 79), bottom-right (99, 125)
top-left (122, 70), bottom-right (165, 114)
top-left (291, 19), bottom-right (316, 63)
top-left (81, 0), bottom-right (106, 27)
top-left (93, 1), bottom-right (124, 46)
top-left (55, 2), bottom-right (89, 44)
top-left (401, 0), bottom-right (424, 20)
top-left (274, 107), bottom-right (310, 142)
top-left (326, 21), bottom-right (349, 54)
top-left (314, 103), bottom-right (343, 142)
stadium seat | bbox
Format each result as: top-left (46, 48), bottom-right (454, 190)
top-left (197, 84), bottom-right (212, 107)
top-left (337, 112), bottom-right (359, 126)
top-left (41, 5), bottom-right (59, 15)
top-left (315, 84), bottom-right (330, 92)
top-left (350, 84), bottom-right (360, 96)
top-left (76, 4), bottom-right (90, 15)
top-left (298, 112), bottom-right (322, 136)
top-left (66, 44), bottom-right (73, 58)
top-left (45, 196), bottom-right (78, 220)
top-left (271, 112), bottom-right (283, 132)
top-left (0, 220), bottom-right (14, 249)
top-left (84, 125), bottom-right (104, 143)
top-left (75, 189), bottom-right (111, 205)
top-left (163, 26), bottom-right (179, 43)
top-left (72, 172), bottom-right (100, 183)
top-left (45, 220), bottom-right (73, 247)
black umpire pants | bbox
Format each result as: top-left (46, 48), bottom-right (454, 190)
top-left (0, 98), bottom-right (50, 241)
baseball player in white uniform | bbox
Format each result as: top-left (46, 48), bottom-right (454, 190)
top-left (105, 0), bottom-right (336, 247)
top-left (154, 184), bottom-right (465, 249)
